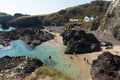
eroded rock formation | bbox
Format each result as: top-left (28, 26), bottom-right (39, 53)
top-left (62, 29), bottom-right (101, 54)
top-left (91, 51), bottom-right (120, 80)
top-left (0, 27), bottom-right (54, 48)
top-left (0, 56), bottom-right (43, 80)
top-left (0, 22), bottom-right (9, 29)
top-left (101, 0), bottom-right (120, 41)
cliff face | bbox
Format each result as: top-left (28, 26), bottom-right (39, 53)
top-left (101, 0), bottom-right (120, 40)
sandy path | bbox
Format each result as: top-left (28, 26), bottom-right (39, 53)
top-left (67, 52), bottom-right (100, 80)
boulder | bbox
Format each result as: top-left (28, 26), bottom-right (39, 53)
top-left (0, 56), bottom-right (43, 79)
top-left (0, 22), bottom-right (9, 29)
top-left (91, 52), bottom-right (120, 80)
top-left (62, 29), bottom-right (101, 54)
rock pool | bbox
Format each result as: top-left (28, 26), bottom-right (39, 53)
top-left (0, 39), bottom-right (80, 78)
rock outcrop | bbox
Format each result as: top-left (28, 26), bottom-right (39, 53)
top-left (91, 52), bottom-right (120, 80)
top-left (0, 56), bottom-right (43, 80)
top-left (8, 16), bottom-right (44, 28)
top-left (101, 0), bottom-right (120, 41)
top-left (0, 22), bottom-right (9, 29)
top-left (62, 29), bottom-right (101, 54)
top-left (0, 27), bottom-right (54, 48)
top-left (0, 13), bottom-right (13, 23)
top-left (13, 13), bottom-right (30, 18)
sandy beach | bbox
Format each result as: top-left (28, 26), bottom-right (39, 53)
top-left (41, 29), bottom-right (120, 80)
top-left (66, 45), bottom-right (120, 80)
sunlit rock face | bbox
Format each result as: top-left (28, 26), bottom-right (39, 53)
top-left (103, 0), bottom-right (120, 29)
top-left (102, 0), bottom-right (120, 40)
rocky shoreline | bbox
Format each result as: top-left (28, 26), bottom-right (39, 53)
top-left (91, 52), bottom-right (120, 80)
top-left (0, 27), bottom-right (54, 49)
top-left (0, 56), bottom-right (43, 80)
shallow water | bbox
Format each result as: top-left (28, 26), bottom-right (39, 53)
top-left (0, 27), bottom-right (16, 32)
top-left (0, 40), bottom-right (80, 78)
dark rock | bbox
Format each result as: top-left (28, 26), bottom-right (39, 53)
top-left (62, 29), bottom-right (101, 54)
top-left (13, 13), bottom-right (30, 18)
top-left (91, 52), bottom-right (120, 80)
top-left (0, 27), bottom-right (54, 48)
top-left (100, 41), bottom-right (113, 47)
top-left (0, 22), bottom-right (9, 29)
top-left (113, 26), bottom-right (120, 40)
top-left (0, 56), bottom-right (43, 78)
top-left (8, 16), bottom-right (44, 28)
top-left (100, 41), bottom-right (113, 49)
top-left (0, 15), bottom-right (13, 23)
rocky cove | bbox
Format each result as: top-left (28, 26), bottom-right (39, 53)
top-left (0, 27), bottom-right (54, 48)
top-left (0, 0), bottom-right (120, 80)
top-left (0, 25), bottom-right (106, 79)
top-left (0, 26), bottom-right (120, 80)
top-left (0, 30), bottom-right (81, 79)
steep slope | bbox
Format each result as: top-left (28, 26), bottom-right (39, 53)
top-left (43, 1), bottom-right (110, 26)
top-left (100, 0), bottom-right (120, 40)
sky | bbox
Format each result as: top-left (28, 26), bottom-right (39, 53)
top-left (0, 0), bottom-right (111, 15)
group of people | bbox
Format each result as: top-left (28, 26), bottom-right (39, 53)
top-left (84, 57), bottom-right (91, 65)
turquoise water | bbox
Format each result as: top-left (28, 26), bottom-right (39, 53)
top-left (0, 27), bottom-right (16, 32)
top-left (0, 40), bottom-right (80, 78)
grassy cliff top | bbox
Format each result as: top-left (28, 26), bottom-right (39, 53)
top-left (0, 12), bottom-right (11, 17)
top-left (8, 1), bottom-right (111, 27)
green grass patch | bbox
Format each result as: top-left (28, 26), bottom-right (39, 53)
top-left (35, 66), bottom-right (74, 80)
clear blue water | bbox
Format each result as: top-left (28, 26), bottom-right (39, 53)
top-left (0, 27), bottom-right (16, 32)
top-left (0, 39), bottom-right (80, 78)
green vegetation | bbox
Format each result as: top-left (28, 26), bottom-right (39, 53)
top-left (42, 1), bottom-right (110, 26)
top-left (0, 12), bottom-right (13, 23)
top-left (35, 66), bottom-right (74, 80)
top-left (0, 12), bottom-right (11, 17)
top-left (9, 16), bottom-right (44, 28)
top-left (9, 1), bottom-right (110, 28)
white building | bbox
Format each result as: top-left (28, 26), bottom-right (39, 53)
top-left (90, 16), bottom-right (94, 21)
top-left (84, 15), bottom-right (95, 22)
top-left (84, 16), bottom-right (90, 22)
top-left (69, 19), bottom-right (79, 22)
